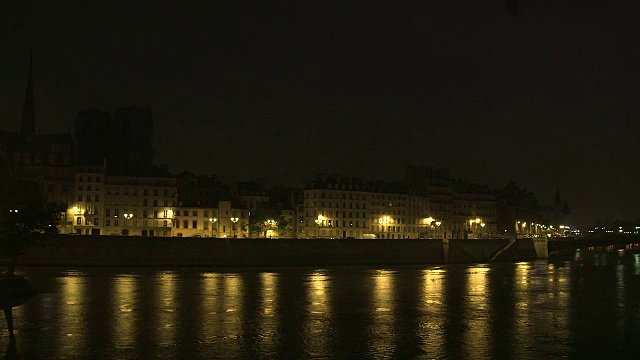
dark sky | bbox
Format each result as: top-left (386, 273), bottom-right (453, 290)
top-left (2, 1), bottom-right (640, 226)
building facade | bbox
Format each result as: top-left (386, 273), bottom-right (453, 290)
top-left (172, 201), bottom-right (249, 238)
top-left (65, 164), bottom-right (178, 236)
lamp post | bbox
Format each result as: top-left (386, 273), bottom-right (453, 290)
top-left (480, 222), bottom-right (486, 239)
top-left (315, 215), bottom-right (323, 238)
top-left (435, 221), bottom-right (442, 239)
top-left (379, 216), bottom-right (390, 239)
top-left (123, 213), bottom-right (133, 236)
top-left (208, 217), bottom-right (217, 237)
top-left (231, 217), bottom-right (239, 238)
top-left (425, 217), bottom-right (434, 238)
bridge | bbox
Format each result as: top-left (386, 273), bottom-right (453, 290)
top-left (548, 235), bottom-right (640, 256)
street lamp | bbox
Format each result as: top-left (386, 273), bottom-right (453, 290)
top-left (265, 219), bottom-right (276, 238)
top-left (123, 213), bottom-right (133, 236)
top-left (435, 221), bottom-right (442, 238)
top-left (209, 217), bottom-right (217, 237)
top-left (480, 222), bottom-right (486, 239)
top-left (315, 215), bottom-right (323, 238)
top-left (379, 216), bottom-right (390, 238)
top-left (231, 217), bottom-right (239, 238)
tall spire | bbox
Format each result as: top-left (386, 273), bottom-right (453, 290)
top-left (20, 48), bottom-right (36, 138)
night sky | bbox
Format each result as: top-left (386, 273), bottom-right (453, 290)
top-left (2, 1), bottom-right (640, 226)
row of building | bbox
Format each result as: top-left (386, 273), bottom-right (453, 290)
top-left (1, 53), bottom-right (572, 239)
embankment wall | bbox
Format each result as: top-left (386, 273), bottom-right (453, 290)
top-left (15, 236), bottom-right (545, 267)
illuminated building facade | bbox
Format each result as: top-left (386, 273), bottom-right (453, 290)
top-left (172, 201), bottom-right (249, 238)
top-left (453, 181), bottom-right (497, 239)
top-left (302, 169), bottom-right (497, 240)
top-left (66, 163), bottom-right (178, 236)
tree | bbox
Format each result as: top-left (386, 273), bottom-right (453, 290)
top-left (0, 174), bottom-right (62, 277)
top-left (247, 203), bottom-right (289, 238)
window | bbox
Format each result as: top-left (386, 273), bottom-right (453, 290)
top-left (79, 176), bottom-right (84, 182)
top-left (163, 200), bottom-right (168, 207)
top-left (183, 220), bottom-right (188, 228)
top-left (192, 220), bottom-right (197, 229)
top-left (94, 218), bottom-right (99, 226)
top-left (62, 185), bottom-right (69, 193)
top-left (164, 189), bottom-right (168, 196)
top-left (88, 176), bottom-right (92, 182)
top-left (144, 189), bottom-right (148, 196)
top-left (76, 217), bottom-right (82, 225)
top-left (154, 190), bottom-right (158, 196)
top-left (153, 210), bottom-right (158, 218)
top-left (106, 208), bottom-right (110, 216)
top-left (192, 210), bottom-right (197, 216)
top-left (95, 195), bottom-right (100, 202)
top-left (86, 195), bottom-right (91, 202)
top-left (96, 176), bottom-right (101, 182)
top-left (163, 220), bottom-right (168, 227)
top-left (163, 210), bottom-right (168, 218)
top-left (183, 210), bottom-right (188, 216)
top-left (204, 210), bottom-right (209, 217)
top-left (47, 184), bottom-right (53, 192)
top-left (143, 210), bottom-right (148, 218)
top-left (105, 220), bottom-right (110, 226)
top-left (204, 222), bottom-right (209, 230)
top-left (87, 185), bottom-right (92, 191)
top-left (143, 199), bottom-right (148, 206)
top-left (78, 185), bottom-right (83, 191)
top-left (115, 209), bottom-right (119, 217)
top-left (114, 220), bottom-right (119, 226)
top-left (77, 195), bottom-right (82, 201)
top-left (223, 226), bottom-right (226, 233)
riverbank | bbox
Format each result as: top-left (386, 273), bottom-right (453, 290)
top-left (12, 235), bottom-right (547, 267)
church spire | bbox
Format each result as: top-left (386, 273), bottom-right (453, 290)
top-left (20, 48), bottom-right (36, 138)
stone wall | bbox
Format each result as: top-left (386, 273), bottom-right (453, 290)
top-left (15, 235), bottom-right (544, 267)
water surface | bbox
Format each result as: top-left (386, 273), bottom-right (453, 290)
top-left (4, 252), bottom-right (640, 359)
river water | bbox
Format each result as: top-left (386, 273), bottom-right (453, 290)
top-left (3, 251), bottom-right (640, 359)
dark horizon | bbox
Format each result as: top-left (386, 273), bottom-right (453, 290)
top-left (2, 1), bottom-right (639, 227)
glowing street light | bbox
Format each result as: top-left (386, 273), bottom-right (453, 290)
top-left (209, 217), bottom-right (218, 237)
top-left (123, 213), bottom-right (133, 236)
top-left (265, 219), bottom-right (276, 238)
top-left (231, 217), bottom-right (239, 238)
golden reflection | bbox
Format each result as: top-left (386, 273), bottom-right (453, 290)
top-left (420, 268), bottom-right (445, 357)
top-left (370, 270), bottom-right (395, 355)
top-left (464, 266), bottom-right (490, 359)
top-left (305, 271), bottom-right (331, 358)
top-left (114, 274), bottom-right (138, 350)
top-left (513, 262), bottom-right (531, 359)
top-left (58, 272), bottom-right (86, 354)
top-left (156, 272), bottom-right (177, 353)
top-left (258, 272), bottom-right (279, 357)
top-left (218, 274), bottom-right (244, 354)
top-left (200, 273), bottom-right (220, 343)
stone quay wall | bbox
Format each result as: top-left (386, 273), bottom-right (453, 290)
top-left (15, 235), bottom-right (545, 268)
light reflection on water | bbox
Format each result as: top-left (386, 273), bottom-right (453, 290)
top-left (7, 252), bottom-right (640, 359)
top-left (304, 271), bottom-right (330, 359)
